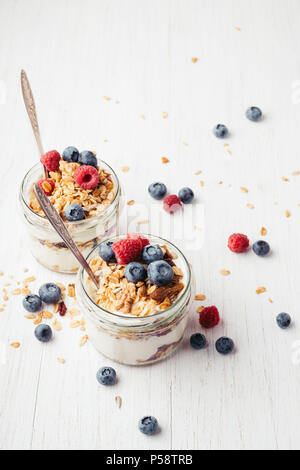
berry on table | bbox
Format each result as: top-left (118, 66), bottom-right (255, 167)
top-left (74, 165), bottom-right (99, 190)
top-left (276, 313), bottom-right (291, 329)
top-left (125, 262), bottom-right (147, 283)
top-left (22, 294), bottom-right (42, 313)
top-left (215, 336), bottom-right (234, 355)
top-left (126, 233), bottom-right (149, 249)
top-left (148, 182), bottom-right (167, 200)
top-left (78, 150), bottom-right (98, 167)
top-left (96, 366), bottom-right (117, 385)
top-left (190, 333), bottom-right (207, 350)
top-left (199, 306), bottom-right (220, 328)
top-left (228, 233), bottom-right (250, 253)
top-left (37, 178), bottom-right (55, 196)
top-left (112, 238), bottom-right (143, 265)
top-left (65, 203), bottom-right (85, 221)
top-left (62, 146), bottom-right (79, 162)
top-left (138, 416), bottom-right (158, 435)
top-left (34, 324), bottom-right (52, 343)
top-left (213, 124), bottom-right (229, 138)
top-left (253, 240), bottom-right (270, 257)
top-left (40, 150), bottom-right (61, 171)
top-left (142, 244), bottom-right (164, 264)
top-left (178, 187), bottom-right (194, 204)
top-left (246, 106), bottom-right (262, 122)
top-left (98, 241), bottom-right (117, 263)
top-left (163, 194), bottom-right (182, 214)
top-left (39, 283), bottom-right (61, 304)
top-left (147, 260), bottom-right (174, 286)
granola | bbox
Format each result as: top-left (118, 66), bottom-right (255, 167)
top-left (90, 245), bottom-right (185, 317)
top-left (29, 159), bottom-right (114, 220)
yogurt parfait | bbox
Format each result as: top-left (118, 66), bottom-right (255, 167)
top-left (77, 234), bottom-right (193, 365)
top-left (19, 148), bottom-right (121, 273)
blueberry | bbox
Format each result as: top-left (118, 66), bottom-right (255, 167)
top-left (98, 241), bottom-right (117, 263)
top-left (125, 262), bottom-right (147, 283)
top-left (142, 244), bottom-right (164, 264)
top-left (252, 240), bottom-right (270, 257)
top-left (276, 313), bottom-right (291, 329)
top-left (215, 336), bottom-right (234, 355)
top-left (178, 187), bottom-right (194, 204)
top-left (148, 182), bottom-right (167, 200)
top-left (147, 260), bottom-right (174, 287)
top-left (213, 124), bottom-right (229, 138)
top-left (246, 106), bottom-right (262, 122)
top-left (78, 150), bottom-right (98, 167)
top-left (62, 146), bottom-right (79, 163)
top-left (138, 416), bottom-right (158, 435)
top-left (39, 283), bottom-right (61, 304)
top-left (22, 294), bottom-right (42, 313)
top-left (96, 366), bottom-right (117, 385)
top-left (65, 203), bottom-right (85, 221)
top-left (34, 324), bottom-right (52, 342)
top-left (190, 333), bottom-right (206, 350)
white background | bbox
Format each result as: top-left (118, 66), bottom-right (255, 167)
top-left (1, 0), bottom-right (300, 450)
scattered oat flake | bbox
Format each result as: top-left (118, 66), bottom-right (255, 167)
top-left (197, 306), bottom-right (205, 313)
top-left (33, 313), bottom-right (43, 325)
top-left (137, 219), bottom-right (149, 225)
top-left (268, 298), bottom-right (273, 303)
top-left (79, 334), bottom-right (88, 347)
top-left (23, 268), bottom-right (29, 272)
top-left (240, 187), bottom-right (248, 193)
top-left (285, 210), bottom-right (291, 218)
top-left (121, 166), bottom-right (130, 172)
top-left (115, 396), bottom-right (122, 408)
top-left (140, 114), bottom-right (145, 120)
top-left (234, 26), bottom-right (241, 31)
top-left (191, 57), bottom-right (198, 63)
top-left (281, 177), bottom-right (289, 182)
top-left (227, 149), bottom-right (232, 155)
top-left (57, 358), bottom-right (66, 364)
top-left (21, 288), bottom-right (31, 295)
top-left (24, 314), bottom-right (36, 319)
top-left (24, 276), bottom-right (35, 283)
top-left (161, 157), bottom-right (169, 164)
top-left (70, 320), bottom-right (81, 328)
top-left (0, 308), bottom-right (3, 312)
top-left (52, 319), bottom-right (62, 331)
top-left (10, 342), bottom-right (20, 349)
top-left (162, 112), bottom-right (168, 119)
top-left (127, 200), bottom-right (135, 206)
top-left (42, 311), bottom-right (53, 319)
top-left (56, 282), bottom-right (66, 291)
top-left (194, 170), bottom-right (202, 175)
top-left (11, 288), bottom-right (21, 295)
top-left (200, 180), bottom-right (204, 187)
top-left (194, 225), bottom-right (201, 231)
top-left (256, 286), bottom-right (266, 294)
top-left (183, 141), bottom-right (189, 146)
top-left (260, 227), bottom-right (267, 236)
top-left (69, 308), bottom-right (80, 318)
top-left (68, 284), bottom-right (75, 298)
top-left (0, 271), bottom-right (3, 276)
top-left (103, 96), bottom-right (111, 101)
top-left (292, 170), bottom-right (300, 176)
top-left (246, 203), bottom-right (255, 209)
top-left (195, 294), bottom-right (206, 301)
top-left (220, 269), bottom-right (231, 276)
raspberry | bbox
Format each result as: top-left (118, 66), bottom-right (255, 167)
top-left (112, 238), bottom-right (143, 265)
top-left (228, 233), bottom-right (249, 253)
top-left (74, 165), bottom-right (99, 190)
top-left (126, 233), bottom-right (149, 249)
top-left (199, 306), bottom-right (220, 328)
top-left (163, 195), bottom-right (182, 214)
top-left (40, 150), bottom-right (60, 171)
top-left (37, 178), bottom-right (55, 196)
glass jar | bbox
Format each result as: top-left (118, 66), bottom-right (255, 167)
top-left (19, 160), bottom-right (122, 274)
top-left (76, 235), bottom-right (193, 365)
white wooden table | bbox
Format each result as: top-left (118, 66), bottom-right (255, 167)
top-left (1, 0), bottom-right (300, 450)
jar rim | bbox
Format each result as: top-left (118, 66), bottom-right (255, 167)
top-left (78, 234), bottom-right (192, 323)
top-left (19, 160), bottom-right (120, 227)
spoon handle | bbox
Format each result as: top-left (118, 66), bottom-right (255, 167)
top-left (21, 70), bottom-right (48, 177)
top-left (34, 184), bottom-right (99, 288)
